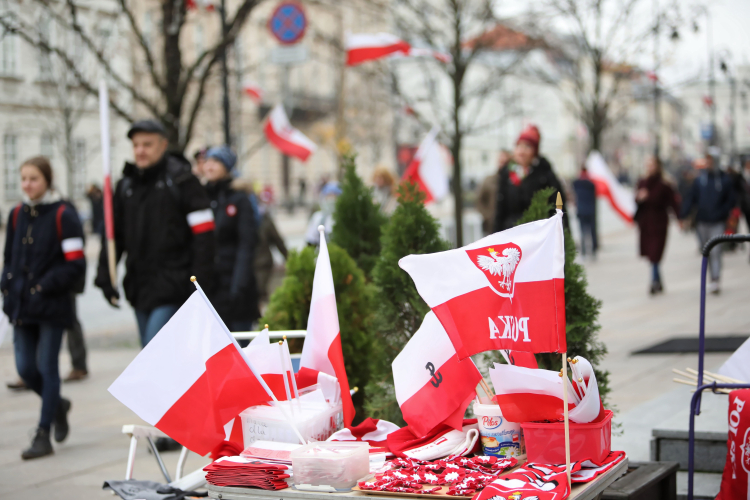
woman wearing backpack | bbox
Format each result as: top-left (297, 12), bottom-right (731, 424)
top-left (1, 156), bottom-right (86, 459)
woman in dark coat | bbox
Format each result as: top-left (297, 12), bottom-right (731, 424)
top-left (1, 156), bottom-right (86, 459)
top-left (635, 156), bottom-right (680, 294)
top-left (202, 146), bottom-right (260, 332)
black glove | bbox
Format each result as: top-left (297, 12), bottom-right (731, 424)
top-left (101, 283), bottom-right (120, 308)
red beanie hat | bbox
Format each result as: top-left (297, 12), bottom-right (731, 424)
top-left (517, 124), bottom-right (541, 153)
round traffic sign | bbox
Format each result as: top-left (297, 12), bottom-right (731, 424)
top-left (268, 2), bottom-right (307, 45)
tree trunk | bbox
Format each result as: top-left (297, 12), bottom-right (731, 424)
top-left (452, 131), bottom-right (463, 248)
top-left (162, 0), bottom-right (185, 150)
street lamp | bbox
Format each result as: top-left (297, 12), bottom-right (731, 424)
top-left (693, 6), bottom-right (715, 147)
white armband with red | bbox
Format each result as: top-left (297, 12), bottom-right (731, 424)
top-left (187, 209), bottom-right (215, 234)
top-left (62, 237), bottom-right (85, 261)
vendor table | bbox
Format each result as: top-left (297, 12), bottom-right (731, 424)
top-left (208, 458), bottom-right (628, 500)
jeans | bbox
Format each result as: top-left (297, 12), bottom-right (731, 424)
top-left (66, 294), bottom-right (87, 372)
top-left (14, 323), bottom-right (65, 431)
top-left (578, 214), bottom-right (598, 257)
top-left (695, 222), bottom-right (725, 281)
top-left (135, 305), bottom-right (180, 347)
top-left (652, 263), bottom-right (661, 284)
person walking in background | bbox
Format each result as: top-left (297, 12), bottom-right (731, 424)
top-left (680, 153), bottom-right (735, 294)
top-left (493, 125), bottom-right (568, 233)
top-left (95, 120), bottom-right (215, 346)
top-left (255, 190), bottom-right (288, 305)
top-left (477, 150), bottom-right (510, 235)
top-left (372, 166), bottom-right (397, 214)
top-left (192, 146), bottom-right (210, 182)
top-left (739, 159), bottom-right (750, 250)
top-left (86, 184), bottom-right (104, 237)
top-left (572, 165), bottom-right (598, 259)
top-left (634, 156), bottom-right (680, 295)
top-left (201, 146), bottom-right (260, 332)
top-left (298, 177), bottom-right (307, 208)
top-left (1, 156), bottom-right (85, 459)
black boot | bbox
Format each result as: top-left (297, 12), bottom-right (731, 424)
top-left (22, 428), bottom-right (53, 460)
top-left (54, 398), bottom-right (71, 443)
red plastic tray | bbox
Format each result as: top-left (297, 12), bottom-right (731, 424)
top-left (520, 410), bottom-right (612, 464)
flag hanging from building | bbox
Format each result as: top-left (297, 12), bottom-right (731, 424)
top-left (399, 211), bottom-right (566, 359)
top-left (393, 311), bottom-right (483, 437)
top-left (264, 104), bottom-right (317, 162)
top-left (108, 292), bottom-right (271, 456)
top-left (402, 127), bottom-right (450, 203)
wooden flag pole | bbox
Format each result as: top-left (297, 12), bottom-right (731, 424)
top-left (555, 192), bottom-right (571, 488)
top-left (98, 81), bottom-right (117, 299)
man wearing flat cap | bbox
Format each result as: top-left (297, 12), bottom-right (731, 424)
top-left (95, 119), bottom-right (215, 347)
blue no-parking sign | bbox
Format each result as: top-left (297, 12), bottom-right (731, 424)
top-left (268, 2), bottom-right (307, 45)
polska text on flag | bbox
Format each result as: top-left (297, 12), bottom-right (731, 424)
top-left (402, 127), bottom-right (450, 203)
top-left (399, 211), bottom-right (566, 359)
top-left (393, 311), bottom-right (483, 437)
top-left (108, 292), bottom-right (272, 456)
top-left (264, 104), bottom-right (317, 162)
top-left (299, 226), bottom-right (355, 427)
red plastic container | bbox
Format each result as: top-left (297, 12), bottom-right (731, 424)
top-left (520, 410), bottom-right (612, 464)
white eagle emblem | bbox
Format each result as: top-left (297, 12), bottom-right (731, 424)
top-left (476, 246), bottom-right (521, 294)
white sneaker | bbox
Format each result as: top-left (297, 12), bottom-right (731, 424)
top-left (708, 281), bottom-right (720, 294)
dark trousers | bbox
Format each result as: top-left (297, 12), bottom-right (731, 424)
top-left (578, 214), bottom-right (598, 256)
top-left (14, 323), bottom-right (65, 431)
top-left (66, 294), bottom-right (87, 372)
top-left (135, 305), bottom-right (179, 347)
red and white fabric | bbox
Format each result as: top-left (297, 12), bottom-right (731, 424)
top-left (108, 292), bottom-right (271, 456)
top-left (345, 33), bottom-right (410, 66)
top-left (299, 226), bottom-right (355, 427)
top-left (61, 237), bottom-right (85, 261)
top-left (399, 210), bottom-right (566, 360)
top-left (242, 329), bottom-right (295, 401)
top-left (405, 47), bottom-right (452, 63)
top-left (489, 363), bottom-right (579, 424)
top-left (186, 0), bottom-right (215, 11)
top-left (387, 419), bottom-right (480, 461)
top-left (264, 104), bottom-right (317, 162)
top-left (500, 349), bottom-right (539, 369)
top-left (243, 81), bottom-right (264, 104)
top-left (402, 127), bottom-right (450, 203)
top-left (585, 151), bottom-right (635, 223)
top-left (327, 418), bottom-right (399, 454)
top-left (568, 356), bottom-right (605, 423)
top-left (475, 462), bottom-right (581, 500)
top-left (572, 451), bottom-right (626, 482)
top-left (187, 208), bottom-right (215, 235)
top-left (717, 389), bottom-right (750, 499)
top-left (393, 311), bottom-right (482, 437)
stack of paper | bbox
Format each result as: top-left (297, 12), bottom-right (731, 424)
top-left (204, 456), bottom-right (292, 490)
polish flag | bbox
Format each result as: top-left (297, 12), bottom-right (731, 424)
top-left (62, 237), bottom-right (85, 261)
top-left (500, 350), bottom-right (538, 369)
top-left (585, 151), bottom-right (635, 223)
top-left (345, 33), bottom-right (410, 66)
top-left (399, 211), bottom-right (566, 360)
top-left (108, 292), bottom-right (271, 456)
top-left (243, 329), bottom-right (295, 401)
top-left (243, 81), bottom-right (264, 104)
top-left (489, 363), bottom-right (578, 423)
top-left (299, 226), bottom-right (355, 427)
top-left (264, 104), bottom-right (317, 162)
top-left (187, 208), bottom-right (215, 234)
top-left (402, 127), bottom-right (450, 203)
top-left (404, 47), bottom-right (452, 63)
top-left (393, 311), bottom-right (483, 437)
top-left (327, 418), bottom-right (399, 454)
top-left (186, 0), bottom-right (215, 11)
top-left (568, 356), bottom-right (605, 423)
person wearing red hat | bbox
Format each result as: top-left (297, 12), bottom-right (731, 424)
top-left (492, 125), bottom-right (568, 232)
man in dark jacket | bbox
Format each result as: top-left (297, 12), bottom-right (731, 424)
top-left (95, 120), bottom-right (216, 346)
top-left (572, 166), bottom-right (597, 258)
top-left (680, 154), bottom-right (735, 294)
top-left (493, 125), bottom-right (568, 233)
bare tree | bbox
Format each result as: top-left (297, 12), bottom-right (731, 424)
top-left (389, 0), bottom-right (534, 246)
top-left (0, 0), bottom-right (264, 152)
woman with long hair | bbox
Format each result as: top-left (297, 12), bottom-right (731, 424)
top-left (2, 156), bottom-right (86, 459)
top-left (635, 156), bottom-right (680, 294)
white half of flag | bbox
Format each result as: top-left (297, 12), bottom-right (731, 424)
top-left (585, 150), bottom-right (636, 222)
top-left (403, 126), bottom-right (450, 203)
top-left (264, 104), bottom-right (317, 162)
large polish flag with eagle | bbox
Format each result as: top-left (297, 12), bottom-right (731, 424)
top-left (585, 151), bottom-right (636, 223)
top-left (299, 226), bottom-right (355, 427)
top-left (402, 127), bottom-right (450, 203)
top-left (399, 210), bottom-right (566, 359)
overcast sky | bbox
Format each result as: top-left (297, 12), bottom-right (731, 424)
top-left (498, 0), bottom-right (750, 92)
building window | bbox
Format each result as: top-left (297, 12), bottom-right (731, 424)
top-left (4, 135), bottom-right (19, 200)
top-left (73, 138), bottom-right (86, 198)
top-left (1, 28), bottom-right (16, 75)
top-left (40, 132), bottom-right (54, 158)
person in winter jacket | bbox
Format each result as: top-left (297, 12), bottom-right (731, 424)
top-left (1, 156), bottom-right (85, 459)
top-left (95, 120), bottom-right (215, 346)
top-left (254, 199), bottom-right (288, 304)
top-left (680, 154), bottom-right (735, 294)
top-left (635, 156), bottom-right (681, 294)
top-left (477, 150), bottom-right (510, 235)
top-left (572, 166), bottom-right (597, 259)
top-left (493, 125), bottom-right (568, 233)
top-left (202, 146), bottom-right (260, 331)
